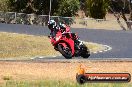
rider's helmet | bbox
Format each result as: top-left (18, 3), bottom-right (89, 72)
top-left (48, 20), bottom-right (57, 30)
top-left (59, 22), bottom-right (67, 32)
top-left (59, 23), bottom-right (66, 29)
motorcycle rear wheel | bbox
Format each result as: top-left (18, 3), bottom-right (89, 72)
top-left (58, 44), bottom-right (72, 59)
top-left (80, 44), bottom-right (90, 58)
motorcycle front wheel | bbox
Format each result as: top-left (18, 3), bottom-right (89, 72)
top-left (58, 44), bottom-right (72, 59)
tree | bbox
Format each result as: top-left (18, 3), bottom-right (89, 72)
top-left (33, 0), bottom-right (60, 15)
top-left (83, 0), bottom-right (110, 19)
top-left (8, 0), bottom-right (27, 12)
top-left (110, 0), bottom-right (132, 30)
top-left (0, 0), bottom-right (10, 12)
top-left (8, 0), bottom-right (38, 13)
top-left (58, 0), bottom-right (80, 17)
top-left (110, 0), bottom-right (129, 13)
top-left (8, 0), bottom-right (80, 17)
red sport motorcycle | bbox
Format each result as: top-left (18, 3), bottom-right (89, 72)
top-left (48, 26), bottom-right (90, 59)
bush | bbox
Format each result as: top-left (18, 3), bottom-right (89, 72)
top-left (0, 0), bottom-right (10, 11)
top-left (84, 0), bottom-right (109, 19)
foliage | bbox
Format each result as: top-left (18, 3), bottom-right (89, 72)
top-left (8, 0), bottom-right (36, 13)
top-left (7, 0), bottom-right (80, 17)
top-left (58, 0), bottom-right (80, 17)
top-left (0, 0), bottom-right (10, 11)
top-left (110, 0), bottom-right (129, 13)
top-left (84, 0), bottom-right (110, 19)
top-left (1, 0), bottom-right (110, 19)
top-left (33, 0), bottom-right (60, 15)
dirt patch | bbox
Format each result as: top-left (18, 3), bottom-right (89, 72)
top-left (71, 14), bottom-right (128, 30)
top-left (0, 61), bottom-right (132, 84)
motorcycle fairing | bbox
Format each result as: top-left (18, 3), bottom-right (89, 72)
top-left (55, 38), bottom-right (75, 56)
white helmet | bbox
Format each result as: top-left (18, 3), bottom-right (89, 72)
top-left (48, 20), bottom-right (57, 30)
top-left (59, 22), bottom-right (66, 29)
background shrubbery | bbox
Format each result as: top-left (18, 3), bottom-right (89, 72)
top-left (0, 0), bottom-right (108, 18)
top-left (0, 0), bottom-right (131, 19)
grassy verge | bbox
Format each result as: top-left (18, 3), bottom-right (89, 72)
top-left (0, 32), bottom-right (59, 59)
top-left (0, 32), bottom-right (106, 59)
top-left (0, 61), bottom-right (131, 87)
top-left (1, 80), bottom-right (131, 87)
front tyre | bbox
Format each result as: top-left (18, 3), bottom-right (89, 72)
top-left (58, 44), bottom-right (72, 59)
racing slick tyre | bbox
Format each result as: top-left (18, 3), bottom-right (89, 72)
top-left (58, 44), bottom-right (72, 59)
top-left (80, 44), bottom-right (90, 58)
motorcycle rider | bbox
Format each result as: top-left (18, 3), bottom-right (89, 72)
top-left (48, 20), bottom-right (83, 49)
top-left (48, 20), bottom-right (59, 38)
top-left (59, 22), bottom-right (69, 32)
top-left (58, 22), bottom-right (83, 48)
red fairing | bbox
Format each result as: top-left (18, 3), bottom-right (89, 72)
top-left (65, 26), bottom-right (70, 32)
top-left (50, 29), bottom-right (75, 56)
top-left (64, 38), bottom-right (74, 55)
top-left (59, 37), bottom-right (75, 55)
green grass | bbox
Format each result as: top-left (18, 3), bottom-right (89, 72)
top-left (0, 80), bottom-right (131, 87)
top-left (0, 32), bottom-right (105, 59)
top-left (0, 32), bottom-right (60, 59)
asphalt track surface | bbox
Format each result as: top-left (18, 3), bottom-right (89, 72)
top-left (0, 23), bottom-right (132, 60)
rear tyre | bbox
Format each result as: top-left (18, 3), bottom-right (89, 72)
top-left (80, 44), bottom-right (90, 58)
top-left (58, 44), bottom-right (72, 59)
top-left (81, 52), bottom-right (90, 58)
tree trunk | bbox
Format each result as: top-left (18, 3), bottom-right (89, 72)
top-left (109, 6), bottom-right (127, 30)
top-left (110, 0), bottom-right (132, 30)
top-left (128, 0), bottom-right (132, 30)
top-left (120, 11), bottom-right (131, 30)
